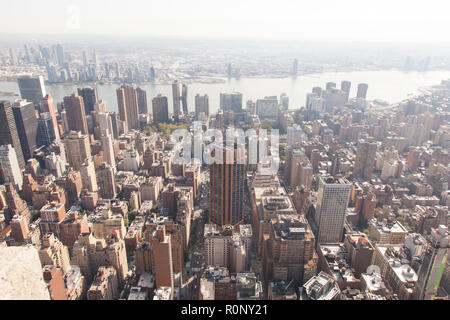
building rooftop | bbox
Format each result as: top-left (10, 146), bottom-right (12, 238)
top-left (302, 271), bottom-right (341, 300)
top-left (269, 280), bottom-right (297, 299)
top-left (370, 219), bottom-right (408, 235)
top-left (361, 271), bottom-right (386, 293)
top-left (319, 243), bottom-right (358, 284)
top-left (153, 287), bottom-right (172, 300)
top-left (137, 272), bottom-right (154, 289)
top-left (236, 273), bottom-right (262, 300)
top-left (128, 287), bottom-right (147, 300)
top-left (0, 246), bottom-right (51, 300)
top-left (376, 245), bottom-right (418, 286)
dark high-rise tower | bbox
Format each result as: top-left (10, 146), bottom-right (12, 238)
top-left (220, 92), bottom-right (243, 113)
top-left (77, 87), bottom-right (98, 115)
top-left (136, 87), bottom-right (148, 114)
top-left (357, 83), bottom-right (369, 99)
top-left (63, 94), bottom-right (89, 135)
top-left (341, 80), bottom-right (351, 102)
top-left (12, 100), bottom-right (38, 162)
top-left (17, 76), bottom-right (46, 105)
top-left (195, 94), bottom-right (209, 119)
top-left (181, 84), bottom-right (188, 114)
top-left (209, 143), bottom-right (246, 227)
top-left (0, 101), bottom-right (25, 169)
top-left (326, 82), bottom-right (336, 90)
top-left (152, 95), bottom-right (169, 123)
top-left (116, 85), bottom-right (139, 131)
top-left (40, 95), bottom-right (60, 142)
top-left (149, 66), bottom-right (155, 82)
top-left (172, 81), bottom-right (181, 122)
top-left (37, 113), bottom-right (56, 147)
top-left (354, 140), bottom-right (377, 180)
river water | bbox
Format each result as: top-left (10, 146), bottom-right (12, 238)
top-left (1, 70), bottom-right (450, 114)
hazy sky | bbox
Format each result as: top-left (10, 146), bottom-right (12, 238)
top-left (2, 0), bottom-right (450, 42)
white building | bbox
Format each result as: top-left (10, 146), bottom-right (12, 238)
top-left (381, 160), bottom-right (402, 181)
top-left (0, 144), bottom-right (23, 190)
top-left (45, 152), bottom-right (66, 178)
top-left (306, 93), bottom-right (323, 113)
top-left (98, 112), bottom-right (114, 137)
top-left (203, 224), bottom-right (252, 273)
top-left (314, 177), bottom-right (351, 244)
top-left (80, 159), bottom-right (98, 192)
top-left (123, 149), bottom-right (139, 172)
top-left (101, 133), bottom-right (116, 169)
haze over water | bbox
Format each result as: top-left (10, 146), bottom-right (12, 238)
top-left (2, 69), bottom-right (450, 114)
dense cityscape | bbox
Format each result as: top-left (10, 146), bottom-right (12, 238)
top-left (0, 1), bottom-right (449, 307)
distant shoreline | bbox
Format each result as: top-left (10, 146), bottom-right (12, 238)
top-left (2, 67), bottom-right (450, 87)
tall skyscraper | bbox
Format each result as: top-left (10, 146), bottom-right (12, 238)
top-left (152, 95), bottom-right (169, 123)
top-left (97, 163), bottom-right (116, 199)
top-left (9, 48), bottom-right (17, 65)
top-left (150, 225), bottom-right (174, 290)
top-left (292, 58), bottom-right (298, 76)
top-left (326, 82), bottom-right (336, 90)
top-left (108, 113), bottom-right (121, 139)
top-left (80, 159), bottom-right (98, 192)
top-left (341, 80), bottom-right (351, 102)
top-left (98, 112), bottom-right (114, 137)
top-left (0, 145), bottom-right (23, 190)
top-left (312, 87), bottom-right (322, 97)
top-left (24, 44), bottom-right (31, 62)
top-left (313, 176), bottom-right (351, 244)
top-left (306, 93), bottom-right (322, 113)
top-left (280, 93), bottom-right (289, 109)
top-left (415, 225), bottom-right (449, 300)
top-left (149, 66), bottom-right (155, 82)
top-left (284, 146), bottom-right (307, 187)
top-left (357, 83), bottom-right (369, 99)
top-left (82, 51), bottom-right (88, 66)
top-left (94, 100), bottom-right (108, 113)
top-left (354, 140), bottom-right (377, 180)
top-left (63, 94), bottom-right (89, 135)
top-left (227, 63), bottom-right (232, 78)
top-left (17, 76), bottom-right (46, 105)
top-left (56, 44), bottom-right (65, 66)
top-left (37, 113), bottom-right (56, 147)
top-left (64, 131), bottom-right (91, 171)
top-left (12, 100), bottom-right (38, 161)
top-left (209, 143), bottom-right (246, 227)
top-left (101, 132), bottom-right (115, 169)
top-left (0, 101), bottom-right (25, 168)
top-left (40, 95), bottom-right (60, 142)
top-left (116, 85), bottom-right (139, 131)
top-left (195, 94), bottom-right (209, 119)
top-left (220, 92), bottom-right (243, 113)
top-left (172, 81), bottom-right (181, 122)
top-left (181, 84), bottom-right (188, 114)
top-left (77, 87), bottom-right (98, 115)
top-left (136, 87), bottom-right (148, 114)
